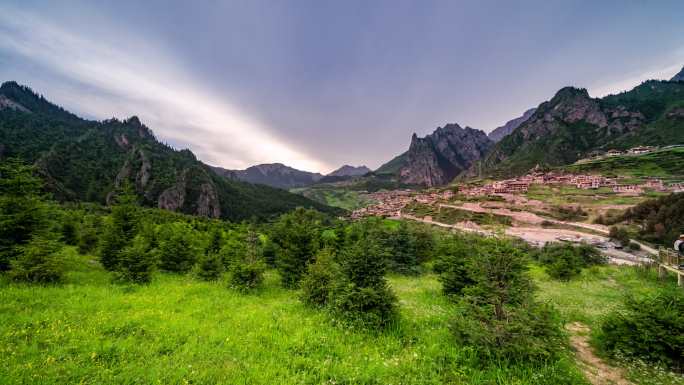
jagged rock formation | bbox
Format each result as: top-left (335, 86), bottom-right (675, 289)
top-left (477, 80), bottom-right (684, 177)
top-left (488, 108), bottom-right (536, 142)
top-left (399, 124), bottom-right (493, 186)
top-left (671, 66), bottom-right (684, 82)
top-left (213, 163), bottom-right (323, 189)
top-left (327, 165), bottom-right (370, 177)
top-left (0, 81), bottom-right (342, 220)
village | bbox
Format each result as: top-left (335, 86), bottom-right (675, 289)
top-left (352, 169), bottom-right (684, 220)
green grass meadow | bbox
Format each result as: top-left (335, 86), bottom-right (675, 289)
top-left (1, 248), bottom-right (683, 385)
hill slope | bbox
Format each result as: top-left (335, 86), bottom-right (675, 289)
top-left (0, 81), bottom-right (342, 220)
top-left (212, 163), bottom-right (323, 189)
top-left (475, 80), bottom-right (684, 178)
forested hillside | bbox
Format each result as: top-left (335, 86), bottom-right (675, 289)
top-left (0, 82), bottom-right (341, 220)
top-left (475, 80), bottom-right (684, 178)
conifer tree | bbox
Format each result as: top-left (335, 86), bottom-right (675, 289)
top-left (271, 208), bottom-right (323, 288)
top-left (99, 184), bottom-right (139, 271)
top-left (0, 158), bottom-right (51, 271)
top-left (117, 234), bottom-right (156, 284)
top-left (158, 222), bottom-right (197, 273)
top-left (10, 236), bottom-right (64, 283)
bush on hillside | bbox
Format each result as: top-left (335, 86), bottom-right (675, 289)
top-left (0, 159), bottom-right (53, 271)
top-left (609, 226), bottom-right (631, 247)
top-left (597, 289), bottom-right (684, 372)
top-left (616, 192), bottom-right (684, 246)
top-left (434, 236), bottom-right (475, 297)
top-left (228, 229), bottom-right (266, 292)
top-left (99, 186), bottom-right (140, 271)
top-left (158, 222), bottom-right (198, 273)
top-left (116, 234), bottom-right (156, 284)
top-left (229, 259), bottom-right (266, 292)
top-left (450, 238), bottom-right (566, 363)
top-left (10, 236), bottom-right (64, 284)
top-left (271, 208), bottom-right (324, 288)
top-left (300, 248), bottom-right (340, 307)
top-left (196, 252), bottom-right (225, 281)
top-left (534, 242), bottom-right (606, 281)
top-left (331, 240), bottom-right (397, 329)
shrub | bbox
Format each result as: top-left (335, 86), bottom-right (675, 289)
top-left (272, 208), bottom-right (323, 288)
top-left (158, 223), bottom-right (198, 273)
top-left (535, 242), bottom-right (606, 281)
top-left (435, 236), bottom-right (474, 297)
top-left (609, 226), bottom-right (631, 246)
top-left (78, 225), bottom-right (99, 255)
top-left (331, 240), bottom-right (397, 328)
top-left (229, 259), bottom-right (266, 292)
top-left (228, 229), bottom-right (265, 292)
top-left (451, 299), bottom-right (565, 363)
top-left (0, 159), bottom-right (52, 271)
top-left (449, 238), bottom-right (566, 363)
top-left (61, 220), bottom-right (79, 246)
top-left (196, 252), bottom-right (224, 281)
top-left (117, 235), bottom-right (156, 284)
top-left (597, 289), bottom-right (684, 372)
top-left (300, 248), bottom-right (340, 307)
top-left (99, 187), bottom-right (140, 271)
top-left (10, 236), bottom-right (64, 283)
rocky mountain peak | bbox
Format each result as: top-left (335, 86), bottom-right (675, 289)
top-left (672, 66), bottom-right (684, 82)
top-left (399, 123), bottom-right (493, 186)
top-left (488, 108), bottom-right (536, 142)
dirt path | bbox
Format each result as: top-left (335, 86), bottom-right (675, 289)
top-left (566, 323), bottom-right (633, 385)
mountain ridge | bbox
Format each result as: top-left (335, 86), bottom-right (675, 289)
top-left (0, 81), bottom-right (342, 219)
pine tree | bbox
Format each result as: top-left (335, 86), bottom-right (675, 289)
top-left (332, 239), bottom-right (398, 328)
top-left (0, 159), bottom-right (51, 271)
top-left (99, 185), bottom-right (139, 271)
top-left (300, 248), bottom-right (340, 307)
top-left (228, 229), bottom-right (265, 291)
top-left (10, 236), bottom-right (64, 283)
top-left (117, 235), bottom-right (156, 284)
top-left (272, 208), bottom-right (323, 288)
top-left (197, 252), bottom-right (224, 281)
top-left (158, 222), bottom-right (197, 273)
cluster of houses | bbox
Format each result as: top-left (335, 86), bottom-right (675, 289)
top-left (351, 189), bottom-right (454, 219)
top-left (458, 171), bottom-right (680, 197)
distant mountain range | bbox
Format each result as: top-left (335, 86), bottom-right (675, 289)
top-left (0, 81), bottom-right (342, 220)
top-left (487, 108), bottom-right (536, 143)
top-left (216, 163), bottom-right (371, 189)
top-left (374, 67), bottom-right (684, 185)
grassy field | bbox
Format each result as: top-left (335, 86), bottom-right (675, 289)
top-left (563, 147), bottom-right (684, 181)
top-left (524, 184), bottom-right (664, 207)
top-left (291, 186), bottom-right (370, 211)
top-left (1, 248), bottom-right (683, 385)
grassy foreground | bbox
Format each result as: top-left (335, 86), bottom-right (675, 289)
top-left (1, 248), bottom-right (683, 385)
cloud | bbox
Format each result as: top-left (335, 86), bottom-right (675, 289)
top-left (0, 7), bottom-right (331, 173)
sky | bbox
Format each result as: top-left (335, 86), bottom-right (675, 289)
top-left (1, 1), bottom-right (683, 173)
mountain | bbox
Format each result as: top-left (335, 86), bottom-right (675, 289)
top-left (476, 79), bottom-right (684, 177)
top-left (0, 81), bottom-right (342, 220)
top-left (385, 123), bottom-right (492, 187)
top-left (327, 165), bottom-right (370, 177)
top-left (488, 108), bottom-right (536, 142)
top-left (375, 152), bottom-right (408, 175)
top-left (672, 66), bottom-right (684, 82)
top-left (212, 163), bottom-right (323, 189)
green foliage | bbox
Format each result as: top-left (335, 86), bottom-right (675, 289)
top-left (0, 158), bottom-right (52, 271)
top-left (158, 222), bottom-right (198, 273)
top-left (533, 242), bottom-right (606, 281)
top-left (10, 236), bottom-right (64, 283)
top-left (77, 219), bottom-right (100, 255)
top-left (609, 226), bottom-right (631, 246)
top-left (196, 252), bottom-right (225, 281)
top-left (60, 219), bottom-right (78, 246)
top-left (617, 192), bottom-right (684, 246)
top-left (116, 234), bottom-right (156, 284)
top-left (597, 289), bottom-right (684, 372)
top-left (98, 187), bottom-right (140, 271)
top-left (449, 238), bottom-right (566, 363)
top-left (435, 235), bottom-right (474, 296)
top-left (331, 239), bottom-right (398, 329)
top-left (272, 208), bottom-right (324, 288)
top-left (228, 259), bottom-right (266, 292)
top-left (299, 248), bottom-right (340, 307)
top-left (228, 229), bottom-right (266, 292)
